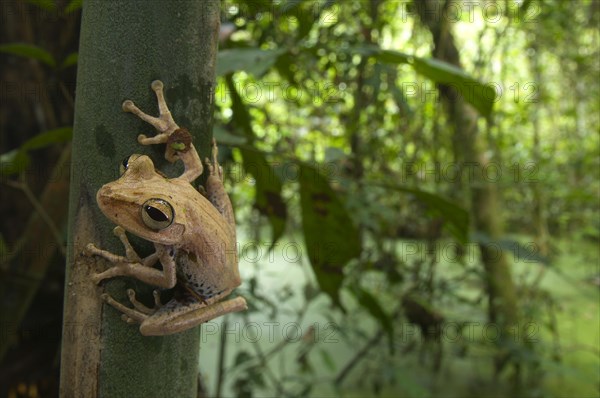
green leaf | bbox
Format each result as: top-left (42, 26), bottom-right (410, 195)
top-left (384, 185), bottom-right (469, 244)
top-left (217, 48), bottom-right (286, 77)
top-left (274, 51), bottom-right (298, 85)
top-left (298, 163), bottom-right (362, 311)
top-left (281, 0), bottom-right (303, 10)
top-left (0, 149), bottom-right (30, 176)
top-left (279, 0), bottom-right (335, 42)
top-left (225, 76), bottom-right (287, 246)
top-left (61, 52), bottom-right (78, 69)
top-left (213, 125), bottom-right (247, 146)
top-left (318, 348), bottom-right (336, 371)
top-left (240, 149), bottom-right (287, 247)
top-left (356, 46), bottom-right (496, 117)
top-left (225, 76), bottom-right (253, 140)
top-left (244, 365), bottom-right (266, 388)
top-left (233, 350), bottom-right (253, 368)
top-left (232, 377), bottom-right (252, 397)
top-left (22, 127), bottom-right (73, 151)
top-left (472, 233), bottom-right (551, 266)
top-left (0, 43), bottom-right (56, 68)
top-left (350, 285), bottom-right (395, 354)
top-left (64, 0), bottom-right (82, 13)
top-left (26, 0), bottom-right (56, 11)
top-left (303, 283), bottom-right (319, 302)
top-left (0, 127), bottom-right (72, 175)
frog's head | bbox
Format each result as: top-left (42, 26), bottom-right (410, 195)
top-left (96, 154), bottom-right (185, 245)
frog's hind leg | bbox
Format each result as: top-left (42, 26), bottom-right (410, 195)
top-left (101, 292), bottom-right (148, 324)
top-left (101, 289), bottom-right (163, 325)
top-left (204, 139), bottom-right (235, 228)
top-left (126, 288), bottom-right (162, 315)
top-left (138, 290), bottom-right (247, 336)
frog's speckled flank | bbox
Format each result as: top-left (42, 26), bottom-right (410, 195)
top-left (85, 80), bottom-right (247, 336)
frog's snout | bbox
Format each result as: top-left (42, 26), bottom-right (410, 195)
top-left (96, 184), bottom-right (112, 206)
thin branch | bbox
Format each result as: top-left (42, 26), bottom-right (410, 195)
top-left (244, 312), bottom-right (291, 397)
top-left (334, 306), bottom-right (403, 386)
top-left (4, 176), bottom-right (66, 257)
top-left (334, 327), bottom-right (385, 386)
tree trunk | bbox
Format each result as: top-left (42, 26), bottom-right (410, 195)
top-left (60, 1), bottom-right (220, 396)
top-left (528, 41), bottom-right (550, 257)
top-left (413, 0), bottom-right (519, 369)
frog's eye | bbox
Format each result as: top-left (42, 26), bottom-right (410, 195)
top-left (120, 154), bottom-right (143, 175)
top-left (141, 199), bottom-right (174, 230)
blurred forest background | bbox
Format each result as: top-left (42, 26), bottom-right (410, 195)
top-left (0, 0), bottom-right (598, 397)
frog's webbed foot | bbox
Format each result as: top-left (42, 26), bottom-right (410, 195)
top-left (85, 227), bottom-right (157, 281)
top-left (101, 289), bottom-right (163, 324)
top-left (85, 229), bottom-right (168, 286)
top-left (123, 80), bottom-right (203, 182)
top-left (126, 288), bottom-right (163, 314)
top-left (122, 80), bottom-right (179, 145)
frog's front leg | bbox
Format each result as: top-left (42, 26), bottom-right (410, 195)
top-left (122, 80), bottom-right (179, 140)
top-left (122, 80), bottom-right (203, 182)
top-left (86, 228), bottom-right (176, 288)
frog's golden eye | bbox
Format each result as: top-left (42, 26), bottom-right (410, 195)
top-left (141, 198), bottom-right (174, 230)
top-left (120, 154), bottom-right (143, 175)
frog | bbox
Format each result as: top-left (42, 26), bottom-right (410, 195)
top-left (85, 80), bottom-right (247, 336)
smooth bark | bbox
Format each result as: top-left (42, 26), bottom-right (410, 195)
top-left (60, 1), bottom-right (220, 396)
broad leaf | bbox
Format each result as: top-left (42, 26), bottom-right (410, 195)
top-left (0, 127), bottom-right (72, 175)
top-left (356, 46), bottom-right (496, 117)
top-left (387, 185), bottom-right (469, 244)
top-left (213, 125), bottom-right (248, 146)
top-left (350, 285), bottom-right (394, 353)
top-left (61, 52), bottom-right (78, 69)
top-left (0, 150), bottom-right (30, 176)
top-left (240, 148), bottom-right (287, 247)
top-left (280, 0), bottom-right (336, 42)
top-left (226, 75), bottom-right (287, 245)
top-left (225, 76), bottom-right (253, 140)
top-left (0, 43), bottom-right (56, 68)
top-left (217, 48), bottom-right (286, 77)
top-left (64, 0), bottom-right (82, 13)
top-left (472, 232), bottom-right (551, 266)
top-left (22, 127), bottom-right (73, 151)
top-left (26, 0), bottom-right (56, 11)
top-left (319, 348), bottom-right (336, 371)
top-left (233, 350), bottom-right (253, 368)
top-left (299, 163), bottom-right (362, 311)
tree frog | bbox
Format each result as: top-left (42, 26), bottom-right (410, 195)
top-left (85, 80), bottom-right (247, 336)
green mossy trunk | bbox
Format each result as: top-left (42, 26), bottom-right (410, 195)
top-left (60, 1), bottom-right (220, 396)
top-left (414, 0), bottom-right (519, 369)
top-left (528, 41), bottom-right (550, 257)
